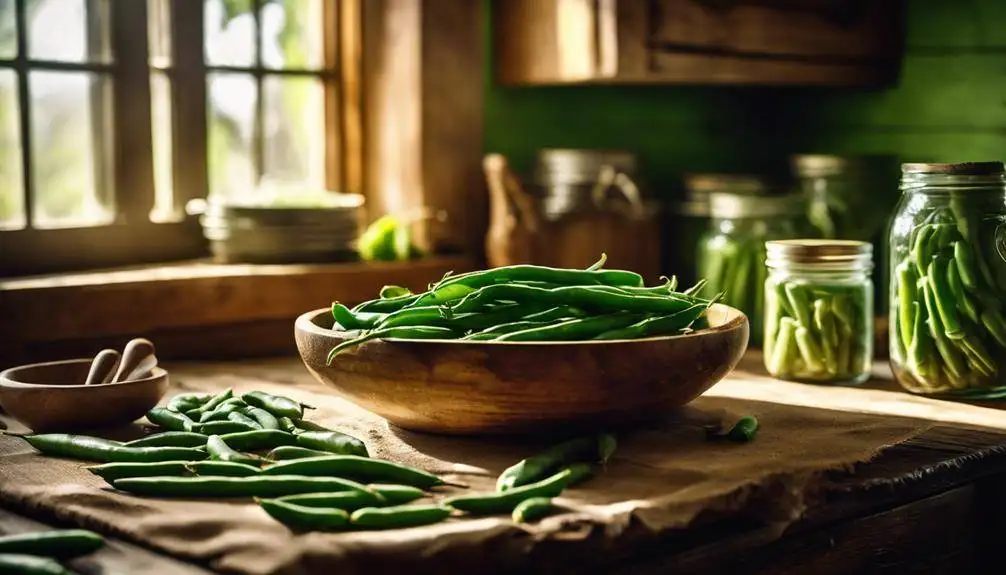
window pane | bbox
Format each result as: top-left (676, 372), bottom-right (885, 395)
top-left (29, 71), bottom-right (113, 228)
top-left (261, 0), bottom-right (324, 70)
top-left (27, 0), bottom-right (111, 63)
top-left (0, 69), bottom-right (24, 230)
top-left (0, 0), bottom-right (16, 59)
top-left (205, 0), bottom-right (255, 67)
top-left (150, 71), bottom-right (175, 222)
top-left (262, 74), bottom-right (325, 190)
top-left (208, 72), bottom-right (256, 199)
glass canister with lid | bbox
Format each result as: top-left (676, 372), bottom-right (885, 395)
top-left (889, 161), bottom-right (1006, 396)
top-left (763, 240), bottom-right (874, 384)
top-left (697, 190), bottom-right (805, 346)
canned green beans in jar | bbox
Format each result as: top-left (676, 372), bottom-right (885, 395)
top-left (764, 240), bottom-right (874, 384)
top-left (889, 162), bottom-right (1006, 397)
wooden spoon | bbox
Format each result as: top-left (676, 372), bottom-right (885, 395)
top-left (84, 349), bottom-right (121, 386)
top-left (111, 338), bottom-right (158, 383)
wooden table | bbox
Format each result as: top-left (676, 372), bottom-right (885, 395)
top-left (3, 353), bottom-right (1006, 575)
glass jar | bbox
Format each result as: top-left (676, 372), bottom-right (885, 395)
top-left (763, 240), bottom-right (874, 384)
top-left (697, 192), bottom-right (804, 346)
top-left (888, 162), bottom-right (1006, 396)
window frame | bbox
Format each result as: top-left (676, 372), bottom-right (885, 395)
top-left (1, 0), bottom-right (361, 277)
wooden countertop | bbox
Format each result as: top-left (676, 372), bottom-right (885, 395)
top-left (3, 353), bottom-right (1006, 574)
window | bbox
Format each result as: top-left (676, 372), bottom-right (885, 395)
top-left (0, 0), bottom-right (359, 276)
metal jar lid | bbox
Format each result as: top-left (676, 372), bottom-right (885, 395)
top-left (684, 173), bottom-right (772, 199)
top-left (901, 162), bottom-right (1004, 176)
top-left (708, 192), bottom-right (804, 219)
top-left (766, 239), bottom-right (873, 269)
top-left (533, 149), bottom-right (637, 186)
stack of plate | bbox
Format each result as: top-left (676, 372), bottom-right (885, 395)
top-left (190, 194), bottom-right (364, 264)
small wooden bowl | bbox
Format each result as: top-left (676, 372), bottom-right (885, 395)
top-left (295, 304), bottom-right (748, 435)
top-left (0, 359), bottom-right (169, 432)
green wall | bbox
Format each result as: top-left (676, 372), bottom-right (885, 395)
top-left (484, 0), bottom-right (1006, 198)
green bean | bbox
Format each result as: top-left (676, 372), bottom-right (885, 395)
top-left (277, 417), bottom-right (301, 435)
top-left (197, 398), bottom-right (248, 423)
top-left (794, 326), bottom-right (825, 375)
top-left (380, 285), bottom-right (412, 299)
top-left (427, 264), bottom-right (644, 295)
top-left (124, 432), bottom-right (208, 448)
top-left (462, 321), bottom-right (550, 341)
top-left (906, 301), bottom-right (934, 382)
top-left (146, 407), bottom-right (195, 432)
top-left (217, 430), bottom-right (297, 451)
top-left (784, 283), bottom-right (813, 328)
top-left (206, 435), bottom-right (264, 466)
top-left (241, 406), bottom-right (280, 430)
top-left (447, 466), bottom-right (583, 515)
top-left (274, 491), bottom-right (385, 511)
top-left (331, 302), bottom-right (382, 331)
top-left (0, 530), bottom-right (103, 559)
top-left (0, 554), bottom-right (74, 575)
top-left (928, 259), bottom-right (964, 340)
top-left (185, 461), bottom-right (262, 477)
top-left (243, 391), bottom-right (311, 420)
top-left (226, 411), bottom-right (263, 430)
top-left (767, 317), bottom-right (798, 377)
top-left (496, 313), bottom-right (645, 342)
top-left (921, 277), bottom-right (968, 385)
top-left (351, 292), bottom-right (422, 314)
top-left (358, 484), bottom-right (427, 505)
top-left (982, 309), bottom-right (1006, 348)
top-left (185, 388), bottom-right (234, 417)
top-left (295, 430), bottom-right (369, 458)
top-left (448, 284), bottom-right (695, 317)
top-left (166, 393), bottom-right (211, 413)
top-left (112, 475), bottom-right (371, 498)
top-left (511, 497), bottom-right (554, 523)
top-left (350, 504), bottom-right (452, 530)
top-left (194, 420), bottom-right (258, 435)
top-left (326, 326), bottom-right (456, 363)
top-left (373, 306), bottom-right (450, 330)
top-left (593, 303), bottom-right (709, 340)
top-left (290, 419), bottom-right (332, 433)
top-left (496, 434), bottom-right (615, 492)
top-left (913, 224), bottom-right (936, 273)
top-left (947, 257), bottom-right (980, 324)
top-left (727, 415), bottom-right (759, 442)
top-left (897, 263), bottom-right (918, 348)
top-left (261, 455), bottom-right (443, 487)
top-left (257, 498), bottom-right (351, 531)
top-left (87, 461), bottom-right (191, 482)
top-left (20, 434), bottom-right (208, 464)
top-left (266, 446), bottom-right (329, 461)
top-left (954, 241), bottom-right (981, 290)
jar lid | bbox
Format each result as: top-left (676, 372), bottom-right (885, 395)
top-left (766, 239), bottom-right (873, 268)
top-left (708, 192), bottom-right (804, 219)
top-left (534, 149), bottom-right (637, 185)
top-left (684, 173), bottom-right (772, 198)
top-left (901, 162), bottom-right (1004, 176)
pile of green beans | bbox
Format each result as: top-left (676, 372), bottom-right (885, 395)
top-left (0, 529), bottom-right (104, 575)
top-left (763, 279), bottom-right (871, 383)
top-left (891, 202), bottom-right (1006, 395)
top-left (326, 254), bottom-right (715, 363)
top-left (698, 236), bottom-right (768, 346)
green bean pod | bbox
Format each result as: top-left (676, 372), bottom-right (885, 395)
top-left (217, 430), bottom-right (297, 451)
top-left (496, 434), bottom-right (615, 492)
top-left (0, 530), bottom-right (104, 559)
top-left (257, 498), bottom-right (351, 531)
top-left (243, 391), bottom-right (310, 420)
top-left (184, 461), bottom-right (262, 477)
top-left (112, 475), bottom-right (371, 498)
top-left (266, 446), bottom-right (330, 461)
top-left (261, 455), bottom-right (443, 487)
top-left (279, 484), bottom-right (424, 508)
top-left (241, 406), bottom-right (281, 430)
top-left (21, 434), bottom-right (208, 464)
top-left (166, 393), bottom-right (211, 413)
top-left (198, 398), bottom-right (248, 423)
top-left (326, 326), bottom-right (457, 363)
top-left (295, 430), bottom-right (369, 458)
top-left (185, 389), bottom-right (234, 418)
top-left (350, 504), bottom-right (452, 530)
top-left (593, 304), bottom-right (709, 340)
top-left (0, 554), bottom-right (75, 575)
top-left (124, 432), bottom-right (208, 448)
top-left (194, 420), bottom-right (259, 435)
top-left (225, 411), bottom-right (263, 430)
top-left (511, 497), bottom-right (554, 523)
top-left (495, 313), bottom-right (646, 342)
top-left (446, 466), bottom-right (583, 515)
top-left (87, 461), bottom-right (191, 482)
top-left (146, 407), bottom-right (196, 432)
top-left (461, 321), bottom-right (550, 341)
top-left (206, 435), bottom-right (264, 466)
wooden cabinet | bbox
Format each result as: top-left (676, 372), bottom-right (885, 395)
top-left (493, 0), bottom-right (905, 86)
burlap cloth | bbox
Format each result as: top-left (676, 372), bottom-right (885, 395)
top-left (0, 360), bottom-right (933, 575)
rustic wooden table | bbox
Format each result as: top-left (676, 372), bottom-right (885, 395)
top-left (3, 353), bottom-right (1006, 575)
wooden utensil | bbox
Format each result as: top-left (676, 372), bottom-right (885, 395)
top-left (295, 304), bottom-right (749, 435)
top-left (111, 338), bottom-right (157, 383)
top-left (483, 153), bottom-right (538, 268)
top-left (84, 349), bottom-right (121, 386)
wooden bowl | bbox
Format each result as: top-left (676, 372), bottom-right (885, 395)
top-left (295, 304), bottom-right (748, 435)
top-left (0, 359), bottom-right (169, 432)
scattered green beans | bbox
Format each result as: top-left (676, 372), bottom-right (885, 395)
top-left (511, 497), bottom-right (554, 523)
top-left (350, 504), bottom-right (452, 530)
top-left (0, 530), bottom-right (103, 558)
top-left (243, 391), bottom-right (311, 420)
top-left (20, 434), bottom-right (207, 464)
top-left (257, 498), bottom-right (351, 531)
top-left (496, 434), bottom-right (615, 492)
top-left (295, 430), bottom-right (369, 458)
top-left (184, 461), bottom-right (261, 477)
top-left (87, 461), bottom-right (190, 482)
top-left (0, 554), bottom-right (75, 575)
top-left (216, 430), bottom-right (297, 451)
top-left (112, 475), bottom-right (370, 498)
top-left (197, 398), bottom-right (247, 423)
top-left (205, 435), bottom-right (264, 466)
top-left (266, 446), bottom-right (329, 461)
top-left (261, 455), bottom-right (443, 487)
top-left (124, 432), bottom-right (208, 448)
top-left (185, 389), bottom-right (234, 417)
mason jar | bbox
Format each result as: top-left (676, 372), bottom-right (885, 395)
top-left (889, 162), bottom-right (1006, 397)
top-left (764, 240), bottom-right (874, 384)
top-left (697, 192), bottom-right (804, 346)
